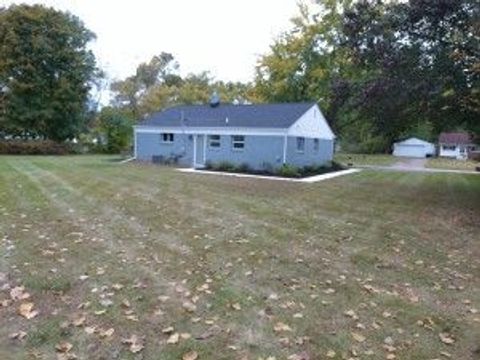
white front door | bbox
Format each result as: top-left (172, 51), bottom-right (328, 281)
top-left (193, 134), bottom-right (206, 168)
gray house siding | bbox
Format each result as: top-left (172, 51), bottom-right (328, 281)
top-left (205, 135), bottom-right (284, 170)
top-left (286, 137), bottom-right (333, 167)
top-left (136, 132), bottom-right (193, 166)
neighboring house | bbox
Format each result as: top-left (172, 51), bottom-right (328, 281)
top-left (392, 137), bottom-right (435, 158)
top-left (438, 132), bottom-right (476, 160)
top-left (134, 100), bottom-right (335, 170)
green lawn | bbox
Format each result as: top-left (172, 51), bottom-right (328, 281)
top-left (335, 153), bottom-right (396, 167)
top-left (426, 157), bottom-right (479, 171)
top-left (0, 156), bottom-right (479, 360)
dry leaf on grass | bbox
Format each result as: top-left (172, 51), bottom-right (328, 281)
top-left (55, 341), bottom-right (73, 353)
top-left (439, 333), bottom-right (455, 345)
top-left (326, 350), bottom-right (336, 358)
top-left (182, 351), bottom-right (199, 360)
top-left (84, 326), bottom-right (96, 335)
top-left (162, 326), bottom-right (174, 334)
top-left (10, 286), bottom-right (30, 301)
top-left (167, 332), bottom-right (179, 344)
top-left (98, 327), bottom-right (114, 338)
top-left (121, 334), bottom-right (144, 353)
top-left (72, 314), bottom-right (86, 327)
top-left (9, 331), bottom-right (27, 340)
top-left (18, 302), bottom-right (39, 319)
top-left (273, 322), bottom-right (292, 332)
top-left (351, 332), bottom-right (366, 343)
top-left (182, 301), bottom-right (197, 313)
top-left (287, 352), bottom-right (310, 360)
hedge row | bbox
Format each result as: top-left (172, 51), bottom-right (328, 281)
top-left (0, 140), bottom-right (73, 155)
top-left (204, 160), bottom-right (345, 178)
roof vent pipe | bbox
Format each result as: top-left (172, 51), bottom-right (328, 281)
top-left (209, 91), bottom-right (220, 107)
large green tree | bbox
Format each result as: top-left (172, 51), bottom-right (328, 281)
top-left (0, 4), bottom-right (97, 141)
top-left (254, 0), bottom-right (479, 152)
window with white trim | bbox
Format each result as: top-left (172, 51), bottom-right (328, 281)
top-left (442, 145), bottom-right (456, 151)
top-left (160, 133), bottom-right (174, 143)
top-left (296, 137), bottom-right (305, 152)
top-left (313, 138), bottom-right (320, 152)
top-left (231, 135), bottom-right (245, 150)
top-left (208, 135), bottom-right (221, 148)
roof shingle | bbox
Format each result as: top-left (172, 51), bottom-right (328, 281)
top-left (439, 132), bottom-right (473, 144)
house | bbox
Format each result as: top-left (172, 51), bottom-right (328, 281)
top-left (438, 132), bottom-right (476, 160)
top-left (134, 100), bottom-right (335, 170)
top-left (392, 137), bottom-right (435, 158)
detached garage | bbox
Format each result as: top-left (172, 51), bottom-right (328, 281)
top-left (393, 137), bottom-right (435, 158)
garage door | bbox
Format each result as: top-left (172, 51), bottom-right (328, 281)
top-left (393, 144), bottom-right (426, 158)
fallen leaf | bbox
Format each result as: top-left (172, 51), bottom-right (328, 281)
top-left (182, 301), bottom-right (197, 313)
top-left (162, 326), bottom-right (174, 334)
top-left (9, 331), bottom-right (27, 340)
top-left (10, 286), bottom-right (30, 301)
top-left (55, 341), bottom-right (73, 353)
top-left (18, 302), bottom-right (39, 319)
top-left (72, 314), bottom-right (86, 327)
top-left (326, 350), bottom-right (336, 358)
top-left (98, 327), bottom-right (114, 338)
top-left (84, 326), bottom-right (96, 335)
top-left (182, 351), bottom-right (199, 360)
top-left (439, 333), bottom-right (455, 345)
top-left (167, 332), bottom-right (179, 344)
top-left (122, 335), bottom-right (144, 353)
top-left (273, 322), bottom-right (292, 332)
top-left (351, 332), bottom-right (366, 343)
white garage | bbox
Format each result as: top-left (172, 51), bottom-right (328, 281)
top-left (392, 137), bottom-right (436, 158)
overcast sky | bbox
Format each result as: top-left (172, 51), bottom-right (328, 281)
top-left (2, 0), bottom-right (302, 84)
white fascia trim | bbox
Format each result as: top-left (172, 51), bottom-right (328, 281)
top-left (134, 126), bottom-right (286, 136)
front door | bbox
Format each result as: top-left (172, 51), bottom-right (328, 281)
top-left (193, 134), bottom-right (206, 168)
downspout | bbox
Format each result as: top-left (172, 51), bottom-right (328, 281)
top-left (133, 127), bottom-right (137, 159)
top-left (283, 131), bottom-right (288, 164)
top-left (193, 134), bottom-right (197, 168)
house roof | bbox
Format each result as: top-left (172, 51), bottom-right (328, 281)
top-left (439, 132), bottom-right (473, 144)
top-left (137, 102), bottom-right (317, 129)
top-left (395, 137), bottom-right (434, 146)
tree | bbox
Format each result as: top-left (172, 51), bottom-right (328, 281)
top-left (111, 54), bottom-right (256, 119)
top-left (110, 52), bottom-right (180, 117)
top-left (255, 0), bottom-right (479, 152)
top-left (94, 107), bottom-right (133, 153)
top-left (0, 4), bottom-right (98, 141)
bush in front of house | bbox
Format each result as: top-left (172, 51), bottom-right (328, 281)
top-left (204, 161), bottom-right (345, 178)
top-left (276, 164), bottom-right (301, 178)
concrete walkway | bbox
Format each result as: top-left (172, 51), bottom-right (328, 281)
top-left (358, 164), bottom-right (479, 175)
top-left (178, 168), bottom-right (362, 183)
top-left (354, 157), bottom-right (479, 175)
top-left (391, 157), bottom-right (427, 170)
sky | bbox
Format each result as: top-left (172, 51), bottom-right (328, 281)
top-left (2, 0), bottom-right (302, 85)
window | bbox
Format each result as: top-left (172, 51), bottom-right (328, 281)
top-left (442, 145), bottom-right (456, 151)
top-left (231, 135), bottom-right (245, 150)
top-left (208, 135), bottom-right (221, 148)
top-left (313, 138), bottom-right (320, 152)
top-left (160, 133), bottom-right (174, 143)
top-left (296, 137), bottom-right (305, 152)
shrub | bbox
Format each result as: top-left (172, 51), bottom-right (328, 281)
top-left (237, 162), bottom-right (251, 173)
top-left (0, 140), bottom-right (73, 155)
top-left (213, 161), bottom-right (237, 172)
top-left (276, 164), bottom-right (301, 178)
